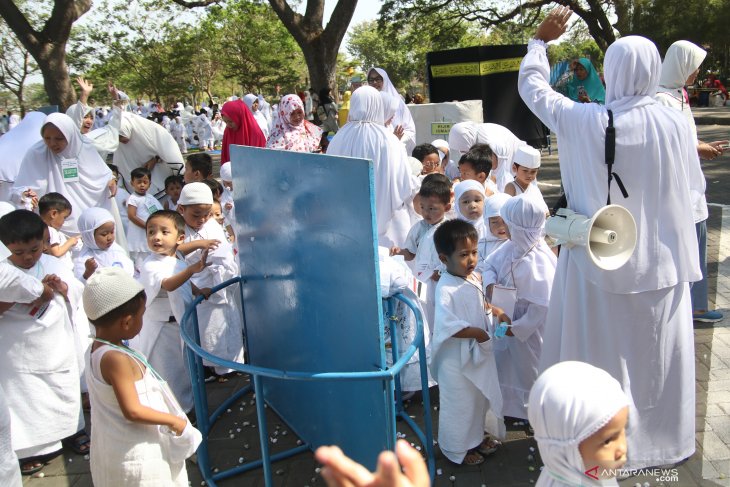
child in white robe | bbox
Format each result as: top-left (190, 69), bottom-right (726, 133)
top-left (528, 361), bottom-right (629, 486)
top-left (431, 219), bottom-right (504, 466)
top-left (177, 183), bottom-right (244, 377)
top-left (74, 207), bottom-right (134, 282)
top-left (130, 210), bottom-right (211, 412)
top-left (126, 167), bottom-right (163, 274)
top-left (482, 194), bottom-right (556, 421)
top-left (163, 174), bottom-right (184, 212)
top-left (504, 146), bottom-right (548, 212)
top-left (390, 174), bottom-right (452, 336)
top-left (0, 210), bottom-right (83, 467)
top-left (454, 180), bottom-right (489, 261)
top-left (83, 267), bottom-right (201, 486)
top-left (38, 192), bottom-right (80, 270)
top-left (481, 192), bottom-right (511, 260)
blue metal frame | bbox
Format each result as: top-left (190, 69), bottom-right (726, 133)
top-left (180, 277), bottom-right (435, 487)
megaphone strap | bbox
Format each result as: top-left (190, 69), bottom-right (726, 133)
top-left (605, 110), bottom-right (629, 205)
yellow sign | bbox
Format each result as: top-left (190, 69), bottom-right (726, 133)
top-left (430, 57), bottom-right (524, 78)
top-left (431, 122), bottom-right (454, 135)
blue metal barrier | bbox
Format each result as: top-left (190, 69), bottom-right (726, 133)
top-left (180, 278), bottom-right (435, 486)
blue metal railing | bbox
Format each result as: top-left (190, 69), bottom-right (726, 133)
top-left (180, 276), bottom-right (435, 486)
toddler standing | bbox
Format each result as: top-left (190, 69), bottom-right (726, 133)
top-left (431, 219), bottom-right (504, 466)
top-left (126, 167), bottom-right (163, 273)
top-left (482, 192), bottom-right (512, 260)
top-left (74, 207), bottom-right (134, 282)
top-left (83, 267), bottom-right (201, 486)
top-left (482, 194), bottom-right (556, 421)
top-left (38, 192), bottom-right (80, 270)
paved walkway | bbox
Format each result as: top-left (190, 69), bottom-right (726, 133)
top-left (22, 124), bottom-right (730, 487)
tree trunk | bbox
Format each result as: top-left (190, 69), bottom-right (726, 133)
top-left (36, 44), bottom-right (76, 110)
top-left (268, 0), bottom-right (357, 93)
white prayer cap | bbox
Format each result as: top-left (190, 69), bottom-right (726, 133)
top-left (528, 361), bottom-right (629, 486)
top-left (178, 182), bottom-right (213, 206)
top-left (83, 267), bottom-right (144, 320)
top-left (513, 145), bottom-right (541, 169)
top-left (484, 192), bottom-right (511, 219)
top-left (407, 156), bottom-right (423, 176)
top-left (431, 138), bottom-right (449, 161)
top-left (219, 162), bottom-right (232, 182)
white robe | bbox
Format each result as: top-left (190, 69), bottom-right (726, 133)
top-left (327, 86), bottom-right (418, 248)
top-left (11, 113), bottom-right (113, 235)
top-left (184, 219), bottom-right (244, 375)
top-left (129, 253), bottom-right (194, 412)
top-left (0, 260), bottom-right (81, 457)
top-left (430, 272), bottom-right (504, 463)
top-left (519, 36), bottom-right (701, 469)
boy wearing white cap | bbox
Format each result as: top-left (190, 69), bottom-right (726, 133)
top-left (505, 145), bottom-right (545, 202)
top-left (177, 182), bottom-right (244, 378)
top-left (83, 267), bottom-right (199, 486)
top-left (482, 194), bottom-right (556, 423)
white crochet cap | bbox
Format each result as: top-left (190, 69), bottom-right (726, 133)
top-left (83, 267), bottom-right (144, 320)
top-left (513, 145), bottom-right (541, 169)
top-left (178, 181), bottom-right (213, 205)
top-left (407, 156), bottom-right (423, 176)
top-left (219, 162), bottom-right (232, 182)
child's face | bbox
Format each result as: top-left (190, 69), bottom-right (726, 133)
top-left (179, 204), bottom-right (212, 231)
top-left (419, 196), bottom-right (449, 225)
top-left (94, 222), bottom-right (116, 250)
top-left (440, 237), bottom-right (479, 278)
top-left (132, 175), bottom-right (150, 195)
top-left (46, 208), bottom-right (70, 230)
top-left (7, 238), bottom-right (44, 269)
top-left (211, 203), bottom-right (225, 226)
top-left (459, 162), bottom-right (486, 183)
top-left (458, 190), bottom-right (485, 221)
top-left (146, 217), bottom-right (183, 256)
top-left (183, 162), bottom-right (202, 183)
top-left (514, 164), bottom-right (539, 187)
top-left (488, 216), bottom-right (509, 240)
top-left (166, 182), bottom-right (183, 202)
top-left (578, 406), bottom-right (629, 477)
top-left (421, 153), bottom-right (441, 175)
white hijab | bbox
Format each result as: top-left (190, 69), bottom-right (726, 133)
top-left (12, 113), bottom-right (112, 234)
top-left (484, 192), bottom-right (511, 240)
top-left (369, 67), bottom-right (416, 151)
top-left (76, 207), bottom-right (133, 276)
top-left (448, 122), bottom-right (526, 192)
top-left (114, 112), bottom-right (183, 195)
top-left (244, 93), bottom-right (270, 138)
top-left (604, 36), bottom-right (662, 114)
top-left (490, 194), bottom-right (555, 306)
top-left (453, 179), bottom-right (487, 239)
top-left (528, 361), bottom-right (629, 487)
top-left (327, 86), bottom-right (417, 241)
top-left (0, 111), bottom-right (45, 186)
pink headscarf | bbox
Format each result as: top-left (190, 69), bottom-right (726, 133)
top-left (265, 94), bottom-right (323, 153)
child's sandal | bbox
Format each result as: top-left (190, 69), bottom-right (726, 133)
top-left (477, 437), bottom-right (501, 457)
top-left (461, 448), bottom-right (485, 466)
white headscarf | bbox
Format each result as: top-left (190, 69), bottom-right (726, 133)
top-left (76, 207), bottom-right (133, 279)
top-left (11, 113), bottom-right (113, 234)
top-left (368, 67), bottom-right (417, 152)
top-left (454, 180), bottom-right (487, 240)
top-left (491, 194), bottom-right (555, 305)
top-left (380, 91), bottom-right (400, 126)
top-left (327, 86), bottom-right (417, 241)
top-left (604, 36), bottom-right (661, 114)
top-left (66, 102), bottom-right (94, 130)
top-left (242, 93), bottom-right (270, 138)
top-left (528, 361), bottom-right (629, 487)
top-left (114, 112), bottom-right (184, 195)
top-left (243, 94), bottom-right (258, 111)
top-left (0, 111), bottom-right (45, 186)
top-left (660, 41), bottom-right (706, 90)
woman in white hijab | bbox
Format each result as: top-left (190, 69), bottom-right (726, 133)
top-left (528, 361), bottom-right (629, 486)
top-left (243, 93), bottom-right (270, 139)
top-left (327, 86), bottom-right (418, 248)
top-left (11, 113), bottom-right (115, 234)
top-left (0, 111), bottom-right (45, 201)
top-left (520, 8), bottom-right (702, 469)
top-left (448, 121), bottom-right (526, 192)
top-left (656, 40), bottom-right (726, 323)
top-left (113, 112), bottom-right (184, 196)
top-left (367, 67), bottom-right (417, 154)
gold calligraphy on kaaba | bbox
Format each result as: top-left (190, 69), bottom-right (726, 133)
top-left (430, 57), bottom-right (523, 78)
